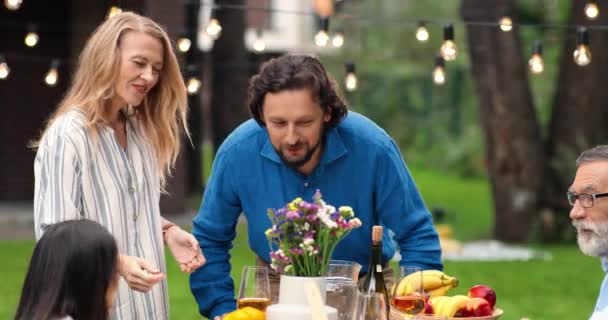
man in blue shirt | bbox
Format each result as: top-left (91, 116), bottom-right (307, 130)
top-left (568, 146), bottom-right (608, 319)
top-left (190, 54), bottom-right (442, 319)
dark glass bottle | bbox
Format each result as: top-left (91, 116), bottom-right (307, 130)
top-left (361, 225), bottom-right (390, 316)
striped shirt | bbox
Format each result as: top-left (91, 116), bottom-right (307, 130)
top-left (34, 110), bottom-right (169, 320)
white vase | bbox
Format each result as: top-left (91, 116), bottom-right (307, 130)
top-left (266, 275), bottom-right (338, 320)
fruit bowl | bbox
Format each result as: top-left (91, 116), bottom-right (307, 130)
top-left (448, 308), bottom-right (503, 320)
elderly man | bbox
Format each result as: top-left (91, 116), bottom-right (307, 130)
top-left (568, 145), bottom-right (608, 319)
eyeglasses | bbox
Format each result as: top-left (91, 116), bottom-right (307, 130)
top-left (566, 191), bottom-right (608, 208)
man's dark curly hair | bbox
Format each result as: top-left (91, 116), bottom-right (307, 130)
top-left (247, 54), bottom-right (348, 128)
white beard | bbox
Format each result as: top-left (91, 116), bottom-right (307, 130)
top-left (573, 220), bottom-right (608, 257)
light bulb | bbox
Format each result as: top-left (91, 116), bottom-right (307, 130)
top-left (529, 41), bottom-right (544, 74)
top-left (574, 27), bottom-right (592, 66)
top-left (0, 62), bottom-right (9, 80)
top-left (528, 54), bottom-right (544, 74)
top-left (416, 23), bottom-right (429, 42)
top-left (206, 18), bottom-right (222, 40)
top-left (25, 32), bottom-right (39, 47)
top-left (345, 73), bottom-right (357, 91)
top-left (177, 37), bottom-right (191, 52)
top-left (441, 24), bottom-right (457, 61)
top-left (433, 66), bottom-right (445, 85)
top-left (253, 38), bottom-right (266, 52)
top-left (574, 45), bottom-right (592, 66)
top-left (440, 40), bottom-right (457, 61)
top-left (107, 6), bottom-right (122, 19)
top-left (344, 62), bottom-right (357, 91)
top-left (585, 2), bottom-right (599, 20)
top-left (433, 56), bottom-right (446, 85)
top-left (499, 16), bottom-right (513, 32)
top-left (315, 30), bottom-right (329, 47)
top-left (45, 69), bottom-right (58, 86)
top-left (4, 0), bottom-right (22, 10)
top-left (45, 59), bottom-right (60, 87)
top-left (187, 77), bottom-right (202, 95)
top-left (332, 32), bottom-right (344, 47)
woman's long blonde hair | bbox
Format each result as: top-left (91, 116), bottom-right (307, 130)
top-left (37, 12), bottom-right (189, 187)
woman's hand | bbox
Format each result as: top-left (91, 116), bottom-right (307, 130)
top-left (165, 226), bottom-right (206, 273)
top-left (118, 254), bottom-right (165, 292)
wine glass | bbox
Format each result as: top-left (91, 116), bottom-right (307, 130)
top-left (237, 266), bottom-right (272, 311)
top-left (391, 266), bottom-right (426, 316)
top-left (353, 292), bottom-right (389, 320)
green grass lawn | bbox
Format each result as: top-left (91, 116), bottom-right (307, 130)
top-left (0, 167), bottom-right (602, 319)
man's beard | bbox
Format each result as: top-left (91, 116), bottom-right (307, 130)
top-left (573, 219), bottom-right (608, 257)
top-left (276, 139), bottom-right (322, 170)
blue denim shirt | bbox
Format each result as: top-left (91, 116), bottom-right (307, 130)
top-left (190, 112), bottom-right (442, 318)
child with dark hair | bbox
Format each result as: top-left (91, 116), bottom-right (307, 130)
top-left (15, 219), bottom-right (119, 320)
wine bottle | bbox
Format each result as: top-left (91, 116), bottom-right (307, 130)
top-left (361, 225), bottom-right (390, 316)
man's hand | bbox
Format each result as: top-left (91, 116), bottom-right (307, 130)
top-left (118, 254), bottom-right (165, 292)
top-left (165, 226), bottom-right (205, 273)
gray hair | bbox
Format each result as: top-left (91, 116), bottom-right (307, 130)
top-left (576, 145), bottom-right (608, 166)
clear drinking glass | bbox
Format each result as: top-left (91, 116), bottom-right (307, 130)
top-left (325, 260), bottom-right (362, 320)
top-left (391, 266), bottom-right (425, 315)
top-left (237, 266), bottom-right (272, 311)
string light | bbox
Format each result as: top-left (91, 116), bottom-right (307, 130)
top-left (107, 6), bottom-right (122, 19)
top-left (205, 10), bottom-right (222, 40)
top-left (177, 35), bottom-right (192, 53)
top-left (4, 0), bottom-right (22, 10)
top-left (528, 40), bottom-right (544, 74)
top-left (187, 77), bottom-right (202, 95)
top-left (433, 56), bottom-right (446, 85)
top-left (585, 1), bottom-right (599, 20)
top-left (253, 30), bottom-right (266, 52)
top-left (315, 17), bottom-right (330, 47)
top-left (45, 59), bottom-right (59, 87)
top-left (499, 16), bottom-right (513, 32)
top-left (0, 55), bottom-right (9, 80)
top-left (24, 25), bottom-right (39, 48)
top-left (416, 21), bottom-right (429, 42)
top-left (573, 26), bottom-right (592, 66)
top-left (344, 62), bottom-right (357, 91)
top-left (332, 29), bottom-right (344, 48)
top-left (440, 24), bottom-right (457, 61)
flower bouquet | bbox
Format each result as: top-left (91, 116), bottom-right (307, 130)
top-left (265, 190), bottom-right (362, 277)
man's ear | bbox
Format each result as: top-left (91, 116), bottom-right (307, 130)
top-left (323, 110), bottom-right (331, 123)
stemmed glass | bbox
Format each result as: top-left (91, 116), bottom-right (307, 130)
top-left (391, 266), bottom-right (426, 316)
top-left (353, 292), bottom-right (389, 320)
top-left (237, 266), bottom-right (272, 311)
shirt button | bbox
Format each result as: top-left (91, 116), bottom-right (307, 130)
top-left (129, 186), bottom-right (136, 194)
top-left (304, 182), bottom-right (309, 188)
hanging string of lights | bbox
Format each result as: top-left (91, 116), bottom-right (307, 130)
top-left (1, 0), bottom-right (605, 91)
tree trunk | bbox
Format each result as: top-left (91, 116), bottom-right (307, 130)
top-left (461, 0), bottom-right (545, 241)
top-left (211, 0), bottom-right (250, 150)
top-left (542, 1), bottom-right (608, 240)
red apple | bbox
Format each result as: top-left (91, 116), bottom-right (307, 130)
top-left (457, 297), bottom-right (493, 317)
top-left (468, 284), bottom-right (497, 308)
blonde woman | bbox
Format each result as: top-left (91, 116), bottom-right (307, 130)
top-left (33, 12), bottom-right (205, 320)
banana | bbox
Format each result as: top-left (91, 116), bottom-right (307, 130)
top-left (429, 296), bottom-right (451, 316)
top-left (426, 285), bottom-right (452, 297)
top-left (436, 295), bottom-right (470, 318)
top-left (395, 270), bottom-right (458, 296)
